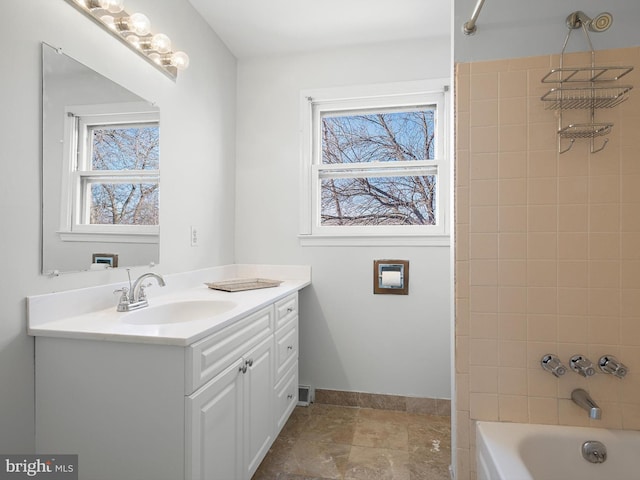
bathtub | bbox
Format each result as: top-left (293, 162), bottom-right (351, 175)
top-left (476, 421), bottom-right (640, 480)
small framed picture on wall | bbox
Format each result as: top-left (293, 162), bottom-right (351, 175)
top-left (92, 253), bottom-right (119, 268)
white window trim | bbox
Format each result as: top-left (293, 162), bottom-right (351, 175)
top-left (59, 102), bottom-right (160, 243)
top-left (299, 80), bottom-right (450, 247)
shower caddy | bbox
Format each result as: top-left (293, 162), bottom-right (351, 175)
top-left (541, 11), bottom-right (634, 154)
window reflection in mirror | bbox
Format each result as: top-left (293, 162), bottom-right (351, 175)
top-left (42, 43), bottom-right (160, 274)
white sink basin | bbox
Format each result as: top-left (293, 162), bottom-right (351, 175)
top-left (121, 300), bottom-right (237, 325)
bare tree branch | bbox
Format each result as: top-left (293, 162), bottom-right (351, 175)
top-left (320, 110), bottom-right (436, 226)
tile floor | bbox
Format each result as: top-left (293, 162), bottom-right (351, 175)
top-left (252, 404), bottom-right (451, 480)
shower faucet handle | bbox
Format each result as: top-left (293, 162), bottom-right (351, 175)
top-left (599, 355), bottom-right (628, 378)
top-left (570, 355), bottom-right (596, 377)
top-left (541, 354), bottom-right (567, 377)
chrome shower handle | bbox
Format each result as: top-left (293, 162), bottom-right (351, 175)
top-left (541, 354), bottom-right (567, 377)
top-left (570, 355), bottom-right (596, 377)
top-left (599, 355), bottom-right (628, 378)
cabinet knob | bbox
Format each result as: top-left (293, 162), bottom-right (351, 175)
top-left (245, 358), bottom-right (254, 367)
top-left (287, 394), bottom-right (294, 400)
top-left (239, 364), bottom-right (248, 374)
top-left (287, 307), bottom-right (294, 313)
top-left (287, 345), bottom-right (294, 351)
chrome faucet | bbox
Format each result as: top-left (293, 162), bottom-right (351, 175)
top-left (115, 271), bottom-right (166, 312)
top-left (571, 388), bottom-right (601, 420)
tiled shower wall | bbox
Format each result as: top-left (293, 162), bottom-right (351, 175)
top-left (455, 46), bottom-right (640, 480)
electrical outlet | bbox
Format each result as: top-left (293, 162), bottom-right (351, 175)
top-left (190, 226), bottom-right (199, 247)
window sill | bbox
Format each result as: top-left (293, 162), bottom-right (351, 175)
top-left (298, 234), bottom-right (450, 247)
top-left (58, 231), bottom-right (159, 244)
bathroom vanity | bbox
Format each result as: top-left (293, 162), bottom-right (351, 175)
top-left (28, 265), bottom-right (310, 480)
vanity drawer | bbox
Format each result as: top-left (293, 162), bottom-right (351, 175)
top-left (186, 305), bottom-right (274, 394)
top-left (274, 362), bottom-right (298, 434)
top-left (275, 293), bottom-right (297, 329)
top-left (275, 317), bottom-right (298, 383)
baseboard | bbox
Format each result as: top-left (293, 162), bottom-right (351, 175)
top-left (313, 388), bottom-right (451, 416)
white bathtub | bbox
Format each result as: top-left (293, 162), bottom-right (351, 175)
top-left (476, 421), bottom-right (640, 480)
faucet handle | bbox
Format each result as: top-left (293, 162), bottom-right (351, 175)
top-left (599, 355), bottom-right (628, 378)
top-left (541, 354), bottom-right (567, 377)
top-left (114, 287), bottom-right (130, 311)
top-left (114, 287), bottom-right (129, 300)
top-left (137, 282), bottom-right (155, 301)
top-left (570, 355), bottom-right (596, 377)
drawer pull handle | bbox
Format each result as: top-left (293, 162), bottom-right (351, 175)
top-left (287, 345), bottom-right (294, 351)
top-left (287, 394), bottom-right (294, 400)
top-left (287, 307), bottom-right (294, 313)
top-left (245, 359), bottom-right (254, 367)
top-left (239, 364), bottom-right (248, 374)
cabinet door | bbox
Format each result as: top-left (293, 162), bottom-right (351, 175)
top-left (243, 336), bottom-right (275, 479)
top-left (186, 358), bottom-right (244, 480)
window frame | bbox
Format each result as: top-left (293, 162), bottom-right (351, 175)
top-left (299, 81), bottom-right (450, 246)
top-left (59, 102), bottom-right (160, 244)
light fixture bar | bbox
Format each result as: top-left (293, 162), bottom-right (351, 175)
top-left (63, 0), bottom-right (189, 81)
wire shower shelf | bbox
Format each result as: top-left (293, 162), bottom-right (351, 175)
top-left (541, 85), bottom-right (632, 110)
top-left (540, 12), bottom-right (634, 154)
top-left (558, 123), bottom-right (613, 139)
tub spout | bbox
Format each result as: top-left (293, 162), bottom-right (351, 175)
top-left (571, 388), bottom-right (601, 420)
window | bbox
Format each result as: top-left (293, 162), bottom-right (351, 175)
top-left (300, 81), bottom-right (450, 245)
top-left (59, 103), bottom-right (160, 243)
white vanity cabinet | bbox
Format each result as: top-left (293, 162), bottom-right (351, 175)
top-left (186, 305), bottom-right (275, 480)
top-left (34, 292), bottom-right (300, 480)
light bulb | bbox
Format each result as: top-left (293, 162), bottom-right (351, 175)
top-left (99, 0), bottom-right (125, 13)
top-left (148, 53), bottom-right (162, 65)
top-left (126, 35), bottom-right (141, 49)
top-left (100, 14), bottom-right (116, 29)
top-left (150, 33), bottom-right (172, 54)
top-left (170, 51), bottom-right (190, 70)
top-left (128, 12), bottom-right (151, 36)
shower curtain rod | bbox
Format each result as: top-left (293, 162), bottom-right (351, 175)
top-left (463, 0), bottom-right (486, 35)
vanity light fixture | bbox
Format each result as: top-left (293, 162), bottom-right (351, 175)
top-left (64, 0), bottom-right (189, 80)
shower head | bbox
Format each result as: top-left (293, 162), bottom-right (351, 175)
top-left (566, 10), bottom-right (613, 32)
top-left (589, 12), bottom-right (613, 32)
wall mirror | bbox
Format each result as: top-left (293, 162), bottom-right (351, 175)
top-left (42, 43), bottom-right (160, 275)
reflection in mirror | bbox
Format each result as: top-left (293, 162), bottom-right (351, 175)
top-left (42, 43), bottom-right (160, 275)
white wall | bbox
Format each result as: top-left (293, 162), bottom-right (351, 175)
top-left (235, 38), bottom-right (452, 399)
top-left (0, 0), bottom-right (236, 452)
top-left (455, 0), bottom-right (640, 62)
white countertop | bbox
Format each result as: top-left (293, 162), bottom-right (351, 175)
top-left (28, 265), bottom-right (310, 346)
